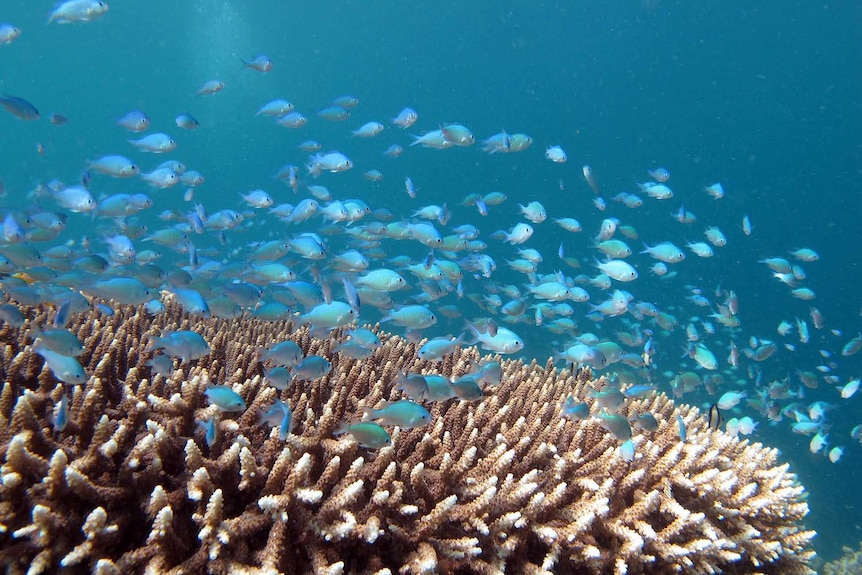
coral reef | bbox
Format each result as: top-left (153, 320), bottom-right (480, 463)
top-left (0, 302), bottom-right (815, 574)
top-left (823, 541), bottom-right (862, 575)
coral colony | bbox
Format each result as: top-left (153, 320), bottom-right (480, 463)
top-left (0, 301), bottom-right (814, 574)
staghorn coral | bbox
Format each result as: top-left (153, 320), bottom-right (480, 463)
top-left (823, 541), bottom-right (862, 575)
top-left (0, 301), bottom-right (815, 574)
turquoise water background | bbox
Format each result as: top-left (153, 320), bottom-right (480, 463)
top-left (1, 0), bottom-right (860, 563)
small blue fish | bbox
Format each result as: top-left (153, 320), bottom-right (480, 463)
top-left (334, 341), bottom-right (375, 360)
top-left (449, 376), bottom-right (484, 401)
top-left (175, 113), bottom-right (200, 130)
top-left (598, 411), bottom-right (632, 441)
top-left (241, 54), bottom-right (273, 73)
top-left (30, 326), bottom-right (83, 357)
top-left (196, 416), bottom-right (217, 447)
top-left (170, 288), bottom-right (209, 317)
top-left (677, 415), bottom-right (687, 442)
top-left (117, 109), bottom-right (150, 132)
top-left (395, 372), bottom-right (428, 400)
top-left (425, 375), bottom-right (457, 402)
top-left (257, 399), bottom-right (293, 440)
top-left (633, 413), bottom-right (659, 432)
top-left (32, 339), bottom-right (87, 385)
top-left (264, 366), bottom-right (292, 390)
top-left (317, 105), bottom-right (350, 122)
top-left (622, 385), bottom-right (657, 399)
top-left (0, 94), bottom-right (39, 120)
top-left (204, 384), bottom-right (246, 412)
top-left (87, 277), bottom-right (151, 305)
top-left (262, 340), bottom-right (303, 366)
top-left (364, 400), bottom-right (431, 429)
top-left (197, 79), bottom-right (225, 95)
top-left (146, 354), bottom-right (174, 377)
top-left (0, 303), bottom-right (27, 327)
top-left (145, 299), bottom-right (166, 316)
top-left (619, 439), bottom-right (635, 462)
top-left (149, 330), bottom-right (210, 363)
top-left (48, 0), bottom-right (109, 24)
top-left (562, 397), bottom-right (589, 420)
top-left (292, 355), bottom-right (331, 381)
top-left (334, 421), bottom-right (391, 449)
top-left (95, 303), bottom-right (115, 316)
top-left (53, 392), bottom-right (69, 432)
top-left (128, 132), bottom-right (176, 153)
top-left (474, 361), bottom-right (504, 387)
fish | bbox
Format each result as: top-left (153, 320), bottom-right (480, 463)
top-left (562, 397), bottom-right (589, 420)
top-left (32, 339), bottom-right (87, 385)
top-left (196, 416), bottom-right (217, 447)
top-left (392, 107), bottom-right (418, 128)
top-left (258, 399), bottom-right (293, 440)
top-left (545, 145), bottom-right (567, 163)
top-left (129, 133), bottom-right (177, 153)
top-left (381, 305), bottom-right (437, 329)
top-left (449, 376), bottom-right (484, 401)
top-left (240, 189), bottom-right (274, 209)
top-left (598, 411), bottom-right (632, 441)
top-left (53, 392), bottom-right (70, 432)
top-left (633, 413), bottom-right (659, 432)
top-left (257, 99), bottom-right (294, 117)
top-left (299, 301), bottom-right (357, 330)
top-left (493, 223), bottom-right (533, 245)
top-left (418, 335), bottom-right (464, 361)
top-left (0, 94), bottom-right (39, 120)
top-left (317, 106), bottom-right (350, 122)
top-left (334, 421), bottom-right (391, 449)
top-left (307, 151), bottom-right (353, 177)
top-left (30, 326), bottom-right (84, 356)
top-left (364, 400), bottom-right (431, 429)
top-left (619, 439), bottom-right (635, 462)
top-left (175, 113), bottom-right (200, 130)
top-left (117, 110), bottom-right (150, 132)
top-left (47, 113), bottom-right (69, 125)
top-left (519, 201), bottom-right (547, 224)
top-left (717, 390), bottom-right (746, 410)
top-left (352, 121), bottom-right (385, 138)
top-left (410, 129), bottom-right (452, 149)
top-left (595, 259), bottom-right (638, 282)
top-left (292, 355), bottom-right (332, 381)
top-left (704, 183), bottom-right (725, 199)
top-left (648, 167), bottom-right (671, 182)
top-left (707, 403), bottom-right (722, 430)
top-left (467, 324), bottom-right (524, 354)
top-left (0, 24), bottom-right (22, 45)
top-left (48, 0), bottom-right (108, 24)
top-left (88, 155), bottom-right (139, 178)
top-left (677, 415), bottom-right (687, 442)
top-left (197, 80), bottom-right (225, 95)
top-left (148, 330), bottom-right (210, 363)
top-left (277, 111), bottom-right (308, 128)
top-left (440, 123), bottom-right (475, 146)
top-left (241, 54), bottom-right (273, 73)
top-left (204, 384), bottom-right (246, 412)
top-left (262, 340), bottom-right (303, 366)
top-left (841, 334), bottom-right (861, 356)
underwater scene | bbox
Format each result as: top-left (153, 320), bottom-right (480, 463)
top-left (0, 1), bottom-right (860, 573)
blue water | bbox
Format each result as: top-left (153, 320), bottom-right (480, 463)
top-left (1, 0), bottom-right (860, 563)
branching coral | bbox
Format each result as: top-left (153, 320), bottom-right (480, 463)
top-left (0, 302), bottom-right (815, 574)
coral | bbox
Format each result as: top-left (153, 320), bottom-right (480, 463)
top-left (0, 302), bottom-right (815, 574)
top-left (823, 541), bottom-right (862, 575)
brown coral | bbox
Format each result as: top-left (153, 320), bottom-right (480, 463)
top-left (0, 302), bottom-right (815, 574)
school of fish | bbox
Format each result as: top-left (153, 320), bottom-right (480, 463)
top-left (1, 2), bottom-right (861, 467)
